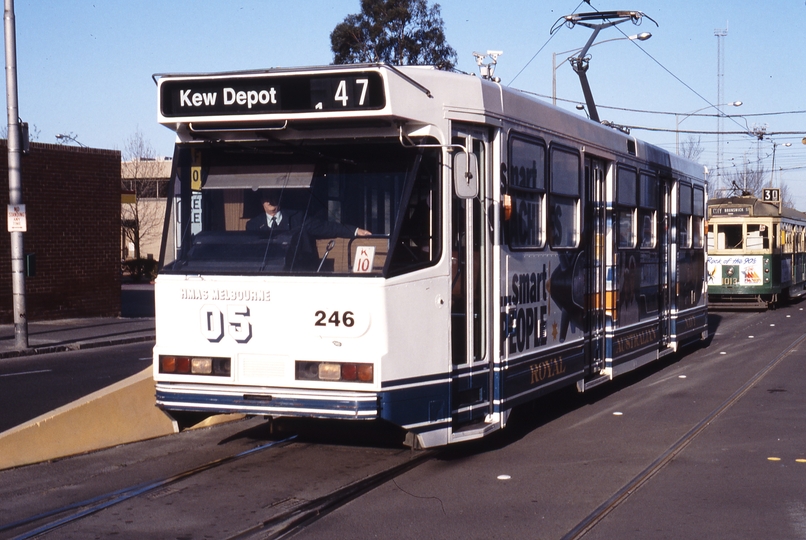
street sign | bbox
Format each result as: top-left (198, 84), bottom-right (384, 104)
top-left (7, 204), bottom-right (26, 232)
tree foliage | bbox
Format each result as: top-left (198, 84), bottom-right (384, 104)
top-left (679, 135), bottom-right (704, 163)
top-left (331, 0), bottom-right (457, 70)
top-left (717, 166), bottom-right (793, 209)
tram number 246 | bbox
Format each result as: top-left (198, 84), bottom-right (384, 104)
top-left (200, 306), bottom-right (355, 343)
top-left (315, 310), bottom-right (355, 327)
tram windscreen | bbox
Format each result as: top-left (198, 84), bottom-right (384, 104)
top-left (160, 141), bottom-right (441, 277)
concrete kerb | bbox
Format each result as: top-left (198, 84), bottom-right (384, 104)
top-left (0, 333), bottom-right (156, 359)
top-left (0, 365), bottom-right (245, 470)
top-left (0, 367), bottom-right (175, 470)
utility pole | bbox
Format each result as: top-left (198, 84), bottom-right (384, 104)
top-left (4, 0), bottom-right (27, 349)
top-left (714, 24), bottom-right (727, 187)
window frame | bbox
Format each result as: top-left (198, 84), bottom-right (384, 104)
top-left (506, 133), bottom-right (547, 251)
top-left (548, 144), bottom-right (581, 250)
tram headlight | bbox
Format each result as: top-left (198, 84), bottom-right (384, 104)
top-left (191, 358), bottom-right (213, 374)
top-left (318, 363), bottom-right (341, 381)
top-left (159, 355), bottom-right (230, 377)
top-left (295, 361), bottom-right (374, 383)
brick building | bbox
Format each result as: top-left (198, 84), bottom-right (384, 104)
top-left (0, 141), bottom-right (121, 322)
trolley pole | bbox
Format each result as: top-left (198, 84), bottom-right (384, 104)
top-left (4, 0), bottom-right (27, 349)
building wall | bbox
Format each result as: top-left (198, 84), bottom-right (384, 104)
top-left (121, 158), bottom-right (171, 262)
top-left (0, 141), bottom-right (121, 322)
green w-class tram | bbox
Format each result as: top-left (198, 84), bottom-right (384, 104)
top-left (152, 63), bottom-right (709, 448)
top-left (707, 193), bottom-right (806, 309)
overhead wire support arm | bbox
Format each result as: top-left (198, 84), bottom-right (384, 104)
top-left (551, 10), bottom-right (657, 124)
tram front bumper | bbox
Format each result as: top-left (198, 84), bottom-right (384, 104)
top-left (155, 382), bottom-right (380, 420)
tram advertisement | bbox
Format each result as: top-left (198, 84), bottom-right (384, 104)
top-left (501, 251), bottom-right (586, 399)
top-left (707, 255), bottom-right (763, 287)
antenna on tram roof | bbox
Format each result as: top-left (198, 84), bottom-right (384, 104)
top-left (473, 50), bottom-right (503, 82)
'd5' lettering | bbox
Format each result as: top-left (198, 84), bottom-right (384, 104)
top-left (314, 310), bottom-right (355, 327)
top-left (201, 305), bottom-right (253, 343)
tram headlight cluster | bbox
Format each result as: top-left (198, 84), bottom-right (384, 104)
top-left (159, 355), bottom-right (231, 377)
top-left (295, 361), bottom-right (374, 383)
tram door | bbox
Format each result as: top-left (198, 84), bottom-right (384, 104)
top-left (658, 175), bottom-right (673, 344)
top-left (450, 126), bottom-right (492, 430)
top-left (585, 156), bottom-right (607, 374)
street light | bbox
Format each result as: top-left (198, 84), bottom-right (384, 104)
top-left (55, 133), bottom-right (86, 147)
top-left (675, 101), bottom-right (742, 154)
top-left (552, 33), bottom-right (652, 106)
top-left (770, 140), bottom-right (792, 188)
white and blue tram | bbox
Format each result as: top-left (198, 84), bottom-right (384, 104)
top-left (152, 64), bottom-right (708, 448)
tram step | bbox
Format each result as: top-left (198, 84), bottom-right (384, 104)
top-left (576, 374), bottom-right (610, 393)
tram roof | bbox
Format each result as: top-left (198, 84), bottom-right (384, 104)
top-left (154, 63), bottom-right (704, 181)
top-left (709, 196), bottom-right (806, 221)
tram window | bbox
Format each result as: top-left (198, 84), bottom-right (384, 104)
top-left (639, 210), bottom-right (654, 248)
top-left (746, 224), bottom-right (769, 250)
top-left (618, 167), bottom-right (637, 206)
top-left (679, 184), bottom-right (692, 214)
top-left (717, 224), bottom-right (743, 249)
top-left (160, 142), bottom-right (442, 276)
top-left (678, 183), bottom-right (692, 248)
top-left (617, 209), bottom-right (635, 248)
top-left (549, 146), bottom-right (580, 248)
top-left (507, 136), bottom-right (546, 249)
top-left (617, 166), bottom-right (637, 249)
top-left (639, 172), bottom-right (657, 248)
top-left (551, 197), bottom-right (579, 247)
top-left (692, 187), bottom-right (705, 248)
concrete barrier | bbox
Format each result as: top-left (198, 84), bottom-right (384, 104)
top-left (0, 367), bottom-right (177, 470)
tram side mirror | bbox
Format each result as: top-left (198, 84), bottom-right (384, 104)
top-left (453, 151), bottom-right (479, 199)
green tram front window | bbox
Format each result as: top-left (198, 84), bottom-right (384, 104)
top-left (710, 223), bottom-right (769, 251)
top-left (160, 141), bottom-right (441, 277)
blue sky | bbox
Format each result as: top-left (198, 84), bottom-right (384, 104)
top-left (11, 1), bottom-right (806, 208)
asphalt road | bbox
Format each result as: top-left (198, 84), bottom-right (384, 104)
top-left (0, 341), bottom-right (154, 432)
top-left (2, 304), bottom-right (806, 539)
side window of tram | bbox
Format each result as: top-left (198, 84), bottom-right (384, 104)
top-left (692, 186), bottom-right (705, 249)
top-left (616, 166), bottom-right (637, 249)
top-left (507, 136), bottom-right (546, 249)
top-left (678, 183), bottom-right (692, 248)
top-left (639, 172), bottom-right (657, 248)
top-left (549, 147), bottom-right (580, 249)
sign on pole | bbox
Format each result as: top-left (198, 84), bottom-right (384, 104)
top-left (7, 204), bottom-right (26, 232)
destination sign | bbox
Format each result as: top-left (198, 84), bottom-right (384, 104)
top-left (160, 72), bottom-right (385, 117)
top-left (710, 206), bottom-right (750, 217)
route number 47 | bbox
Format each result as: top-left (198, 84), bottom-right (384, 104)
top-left (334, 79), bottom-right (368, 107)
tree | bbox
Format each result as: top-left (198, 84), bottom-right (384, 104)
top-left (720, 164), bottom-right (767, 199)
top-left (121, 129), bottom-right (169, 279)
top-left (679, 135), bottom-right (704, 162)
top-left (331, 0), bottom-right (457, 70)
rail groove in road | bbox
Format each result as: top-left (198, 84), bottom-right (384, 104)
top-left (226, 448), bottom-right (436, 540)
top-left (2, 436), bottom-right (298, 539)
top-left (561, 329), bottom-right (806, 540)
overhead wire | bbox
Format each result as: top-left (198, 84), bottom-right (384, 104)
top-left (509, 0), bottom-right (589, 86)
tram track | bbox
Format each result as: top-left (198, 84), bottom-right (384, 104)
top-left (2, 436), bottom-right (298, 539)
top-left (1, 421), bottom-right (433, 540)
top-left (225, 448), bottom-right (435, 540)
top-left (561, 328), bottom-right (806, 540)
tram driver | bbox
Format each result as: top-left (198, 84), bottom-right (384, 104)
top-left (246, 189), bottom-right (371, 270)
